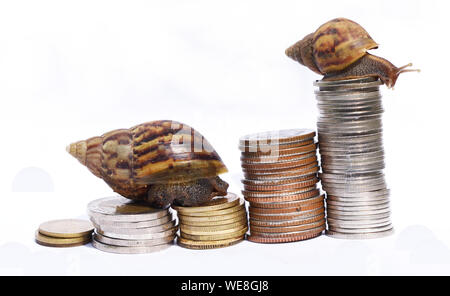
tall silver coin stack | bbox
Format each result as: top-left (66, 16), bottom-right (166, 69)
top-left (88, 196), bottom-right (178, 254)
top-left (314, 77), bottom-right (393, 239)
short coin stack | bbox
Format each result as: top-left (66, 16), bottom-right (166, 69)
top-left (36, 219), bottom-right (94, 248)
top-left (88, 196), bottom-right (177, 254)
top-left (174, 193), bottom-right (248, 250)
top-left (239, 129), bottom-right (326, 243)
top-left (314, 77), bottom-right (393, 239)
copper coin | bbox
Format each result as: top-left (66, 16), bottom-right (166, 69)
top-left (249, 194), bottom-right (324, 209)
top-left (243, 174), bottom-right (316, 186)
top-left (244, 161), bottom-right (318, 175)
top-left (249, 201), bottom-right (324, 215)
top-left (250, 219), bottom-right (325, 234)
top-left (247, 229), bottom-right (323, 244)
top-left (249, 207), bottom-right (325, 222)
top-left (241, 155), bottom-right (317, 170)
top-left (240, 129), bottom-right (316, 145)
top-left (244, 166), bottom-right (319, 181)
top-left (243, 177), bottom-right (319, 192)
top-left (239, 139), bottom-right (315, 153)
top-left (241, 149), bottom-right (317, 163)
top-left (242, 186), bottom-right (316, 198)
top-left (243, 175), bottom-right (317, 186)
top-left (242, 143), bottom-right (317, 158)
top-left (244, 189), bottom-right (320, 203)
top-left (250, 213), bottom-right (325, 227)
top-left (249, 225), bottom-right (325, 238)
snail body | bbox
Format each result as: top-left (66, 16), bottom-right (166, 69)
top-left (286, 18), bottom-right (419, 88)
top-left (67, 120), bottom-right (229, 208)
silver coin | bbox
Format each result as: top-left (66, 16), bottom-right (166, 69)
top-left (319, 140), bottom-right (383, 149)
top-left (321, 176), bottom-right (386, 186)
top-left (327, 216), bottom-right (391, 225)
top-left (326, 199), bottom-right (389, 207)
top-left (327, 220), bottom-right (392, 230)
top-left (94, 218), bottom-right (177, 234)
top-left (326, 202), bottom-right (390, 212)
top-left (320, 172), bottom-right (383, 180)
top-left (326, 212), bottom-right (391, 221)
top-left (322, 166), bottom-right (385, 175)
top-left (92, 238), bottom-right (172, 254)
top-left (322, 179), bottom-right (387, 188)
top-left (88, 196), bottom-right (170, 222)
top-left (94, 232), bottom-right (175, 247)
top-left (321, 150), bottom-right (384, 160)
top-left (325, 228), bottom-right (394, 240)
top-left (317, 99), bottom-right (382, 108)
top-left (328, 224), bottom-right (393, 234)
top-left (316, 90), bottom-right (381, 100)
top-left (327, 206), bottom-right (390, 216)
top-left (97, 224), bottom-right (178, 240)
top-left (319, 147), bottom-right (384, 156)
top-left (90, 213), bottom-right (173, 229)
top-left (323, 183), bottom-right (387, 194)
top-left (327, 189), bottom-right (390, 199)
top-left (326, 194), bottom-right (390, 203)
top-left (321, 157), bottom-right (386, 167)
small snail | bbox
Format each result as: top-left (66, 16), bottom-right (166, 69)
top-left (67, 120), bottom-right (229, 208)
top-left (285, 18), bottom-right (419, 88)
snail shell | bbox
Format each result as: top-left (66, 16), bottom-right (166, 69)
top-left (286, 18), bottom-right (419, 88)
top-left (67, 120), bottom-right (228, 201)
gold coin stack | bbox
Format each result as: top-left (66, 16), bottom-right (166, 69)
top-left (35, 219), bottom-right (94, 248)
top-left (173, 193), bottom-right (248, 250)
top-left (239, 129), bottom-right (326, 243)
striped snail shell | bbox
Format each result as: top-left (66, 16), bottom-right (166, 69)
top-left (67, 120), bottom-right (228, 206)
top-left (285, 18), bottom-right (419, 88)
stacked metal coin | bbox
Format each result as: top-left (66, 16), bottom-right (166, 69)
top-left (88, 196), bottom-right (177, 254)
top-left (174, 193), bottom-right (248, 250)
top-left (35, 219), bottom-right (94, 248)
top-left (314, 77), bottom-right (393, 239)
top-left (239, 129), bottom-right (326, 243)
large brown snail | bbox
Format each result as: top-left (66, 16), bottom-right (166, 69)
top-left (67, 120), bottom-right (229, 208)
top-left (285, 18), bottom-right (419, 88)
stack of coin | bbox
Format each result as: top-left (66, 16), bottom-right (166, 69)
top-left (239, 129), bottom-right (326, 243)
top-left (35, 219), bottom-right (93, 248)
top-left (314, 77), bottom-right (393, 239)
top-left (88, 196), bottom-right (177, 254)
top-left (173, 193), bottom-right (248, 250)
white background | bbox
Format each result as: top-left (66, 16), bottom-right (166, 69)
top-left (1, 0), bottom-right (449, 275)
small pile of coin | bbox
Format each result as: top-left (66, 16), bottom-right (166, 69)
top-left (239, 129), bottom-right (326, 243)
top-left (35, 219), bottom-right (94, 248)
top-left (173, 193), bottom-right (248, 250)
top-left (314, 77), bottom-right (393, 239)
top-left (88, 196), bottom-right (177, 254)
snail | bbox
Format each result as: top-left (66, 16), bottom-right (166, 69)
top-left (285, 18), bottom-right (419, 88)
top-left (67, 120), bottom-right (229, 208)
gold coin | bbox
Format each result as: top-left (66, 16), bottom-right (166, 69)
top-left (177, 235), bottom-right (244, 250)
top-left (181, 221), bottom-right (248, 235)
top-left (180, 213), bottom-right (248, 227)
top-left (178, 208), bottom-right (247, 223)
top-left (180, 218), bottom-right (247, 233)
top-left (35, 231), bottom-right (91, 247)
top-left (180, 227), bottom-right (248, 241)
top-left (176, 200), bottom-right (245, 217)
top-left (172, 193), bottom-right (241, 214)
top-left (38, 219), bottom-right (94, 238)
